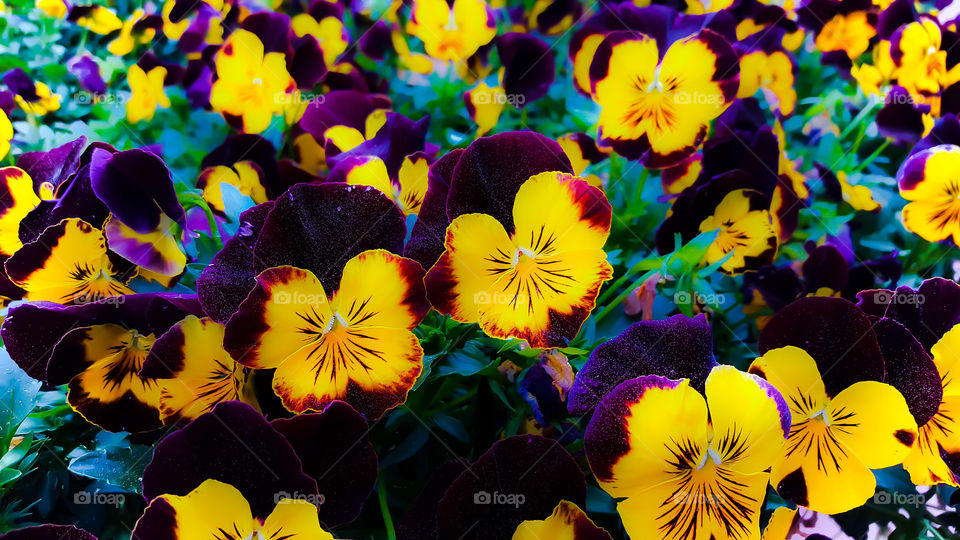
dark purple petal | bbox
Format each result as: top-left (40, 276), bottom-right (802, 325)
top-left (873, 317), bottom-right (942, 426)
top-left (435, 435), bottom-right (586, 540)
top-left (141, 401), bottom-right (319, 519)
top-left (496, 33), bottom-right (556, 106)
top-left (241, 11), bottom-right (291, 54)
top-left (568, 314), bottom-right (717, 416)
top-left (910, 113), bottom-right (960, 157)
top-left (758, 296), bottom-right (884, 397)
top-left (802, 244), bottom-right (850, 293)
top-left (876, 86), bottom-right (929, 143)
top-left (327, 113), bottom-right (428, 178)
top-left (519, 364), bottom-right (567, 424)
top-left (16, 136), bottom-right (86, 193)
top-left (397, 460), bottom-right (469, 540)
top-left (884, 278), bottom-right (960, 351)
top-left (270, 401), bottom-right (378, 527)
top-left (89, 148), bottom-right (185, 233)
top-left (67, 56), bottom-right (106, 95)
top-left (446, 131), bottom-right (572, 233)
top-left (291, 37), bottom-right (327, 89)
top-left (299, 90), bottom-right (391, 141)
top-left (359, 21), bottom-right (393, 60)
top-left (252, 182), bottom-right (406, 292)
top-left (403, 148), bottom-right (462, 268)
top-left (3, 68), bottom-right (37, 101)
top-left (18, 164), bottom-right (109, 245)
top-left (744, 265), bottom-right (803, 312)
top-left (196, 201), bottom-right (274, 323)
top-left (0, 525), bottom-right (97, 540)
top-left (201, 134), bottom-right (283, 198)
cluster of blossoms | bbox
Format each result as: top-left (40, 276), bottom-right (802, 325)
top-left (0, 0), bottom-right (958, 538)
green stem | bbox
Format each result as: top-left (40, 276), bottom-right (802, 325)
top-left (378, 476), bottom-right (397, 540)
top-left (28, 404), bottom-right (71, 419)
top-left (594, 283), bottom-right (640, 324)
top-left (851, 139), bottom-right (891, 174)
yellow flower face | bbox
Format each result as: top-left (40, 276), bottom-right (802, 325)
top-left (465, 82), bottom-right (506, 137)
top-left (903, 324), bottom-right (960, 486)
top-left (815, 11), bottom-right (876, 59)
top-left (750, 346), bottom-right (918, 514)
top-left (0, 167), bottom-right (41, 257)
top-left (133, 479), bottom-right (335, 539)
top-left (4, 218), bottom-right (134, 304)
top-left (591, 30), bottom-right (739, 167)
top-left (196, 161), bottom-right (268, 213)
top-left (737, 50), bottom-right (797, 116)
top-left (73, 5), bottom-right (123, 35)
top-left (425, 172), bottom-right (613, 348)
top-left (291, 13), bottom-right (348, 67)
top-left (223, 250), bottom-right (430, 418)
top-left (126, 65), bottom-right (170, 123)
top-left (15, 82), bottom-right (60, 115)
top-left (584, 366), bottom-right (790, 539)
top-left (209, 29), bottom-right (295, 133)
top-left (408, 0), bottom-right (497, 62)
top-left (698, 189), bottom-right (779, 274)
top-left (897, 144), bottom-right (960, 247)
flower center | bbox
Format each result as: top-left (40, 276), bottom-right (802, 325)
top-left (321, 312), bottom-right (350, 335)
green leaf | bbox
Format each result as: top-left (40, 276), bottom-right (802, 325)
top-left (67, 436), bottom-right (153, 493)
top-left (435, 340), bottom-right (495, 376)
top-left (0, 348), bottom-right (41, 442)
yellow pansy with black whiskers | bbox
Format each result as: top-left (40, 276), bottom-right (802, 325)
top-left (750, 346), bottom-right (918, 514)
top-left (590, 30), bottom-right (739, 167)
top-left (585, 366), bottom-right (790, 540)
top-left (699, 189), bottom-right (779, 274)
top-left (425, 171), bottom-right (613, 348)
top-left (407, 0), bottom-right (497, 62)
top-left (4, 218), bottom-right (134, 304)
top-left (224, 249), bottom-right (430, 418)
top-left (338, 153), bottom-right (430, 216)
top-left (897, 144), bottom-right (960, 247)
top-left (132, 479), bottom-right (334, 539)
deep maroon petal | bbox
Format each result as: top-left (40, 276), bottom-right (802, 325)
top-left (801, 244), bottom-right (850, 293)
top-left (299, 90), bottom-right (391, 141)
top-left (758, 296), bottom-right (884, 397)
top-left (873, 317), bottom-right (942, 426)
top-left (396, 460), bottom-right (469, 540)
top-left (404, 148), bottom-right (463, 269)
top-left (141, 401), bottom-right (319, 519)
top-left (327, 113), bottom-right (428, 178)
top-left (884, 278), bottom-right (960, 351)
top-left (196, 201), bottom-right (275, 323)
top-left (200, 134), bottom-right (283, 198)
top-left (291, 37), bottom-right (327, 89)
top-left (16, 136), bottom-right (86, 193)
top-left (252, 182), bottom-right (406, 292)
top-left (270, 401), bottom-right (378, 527)
top-left (496, 33), bottom-right (556, 106)
top-left (446, 132), bottom-right (572, 233)
top-left (568, 314), bottom-right (717, 417)
top-left (435, 435), bottom-right (586, 540)
top-left (89, 148), bottom-right (185, 233)
top-left (19, 164), bottom-right (109, 245)
top-left (359, 21), bottom-right (393, 60)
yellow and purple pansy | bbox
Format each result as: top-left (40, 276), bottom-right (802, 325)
top-left (407, 0), bottom-right (497, 62)
top-left (896, 144), bottom-right (960, 246)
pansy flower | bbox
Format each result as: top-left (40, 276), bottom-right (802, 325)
top-left (89, 148), bottom-right (187, 278)
top-left (425, 171), bottom-right (612, 348)
top-left (699, 188), bottom-right (779, 274)
top-left (590, 29), bottom-right (739, 167)
top-left (142, 315), bottom-right (258, 425)
top-left (4, 218), bottom-right (134, 303)
top-left (750, 346), bottom-right (918, 514)
top-left (464, 82), bottom-right (506, 137)
top-left (0, 167), bottom-right (43, 257)
top-left (291, 10), bottom-right (349, 68)
top-left (224, 249), bottom-right (430, 417)
top-left (133, 479), bottom-right (335, 539)
top-left (126, 65), bottom-right (169, 123)
top-left (330, 152), bottom-right (430, 216)
top-left (896, 143), bottom-right (960, 246)
top-left (195, 160), bottom-right (268, 214)
top-left (209, 29), bottom-right (295, 133)
top-left (557, 133), bottom-right (609, 177)
top-left (512, 501), bottom-right (611, 539)
top-left (585, 366), bottom-right (790, 539)
top-left (68, 5), bottom-right (123, 34)
top-left (3, 69), bottom-right (60, 115)
top-left (108, 8), bottom-right (158, 56)
top-left (736, 30), bottom-right (798, 116)
top-left (407, 0), bottom-right (497, 62)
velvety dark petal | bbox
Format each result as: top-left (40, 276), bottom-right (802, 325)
top-left (404, 148), bottom-right (463, 269)
top-left (876, 86), bottom-right (929, 143)
top-left (877, 0), bottom-right (917, 40)
top-left (252, 182), bottom-right (405, 292)
top-left (397, 460), bottom-right (469, 540)
top-left (1, 294), bottom-right (202, 382)
top-left (910, 113), bottom-right (960, 157)
top-left (519, 363), bottom-right (567, 424)
top-left (884, 278), bottom-right (960, 351)
top-left (141, 401), bottom-right (319, 519)
top-left (291, 37), bottom-right (327, 89)
top-left (744, 265), bottom-right (802, 312)
top-left (241, 11), bottom-right (291, 53)
top-left (89, 148), bottom-right (185, 233)
top-left (435, 435), bottom-right (586, 540)
top-left (802, 244), bottom-right (849, 293)
top-left (0, 525), bottom-right (97, 540)
top-left (844, 254), bottom-right (901, 300)
top-left (3, 68), bottom-right (37, 101)
top-left (359, 21), bottom-right (393, 60)
top-left (271, 401), bottom-right (378, 527)
top-left (299, 90), bottom-right (391, 141)
top-left (568, 314), bottom-right (717, 416)
top-left (873, 318), bottom-right (942, 426)
top-left (758, 296), bottom-right (884, 397)
top-left (496, 33), bottom-right (556, 106)
top-left (16, 136), bottom-right (86, 193)
top-left (446, 131), bottom-right (572, 234)
top-left (18, 164), bottom-right (110, 245)
top-left (201, 134), bottom-right (282, 198)
top-left (196, 201), bottom-right (274, 323)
